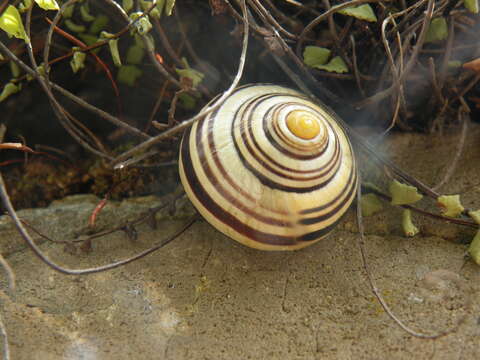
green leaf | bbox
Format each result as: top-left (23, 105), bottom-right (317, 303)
top-left (109, 39), bottom-right (122, 67)
top-left (315, 56), bottom-right (348, 74)
top-left (117, 65), bottom-right (143, 86)
top-left (389, 180), bottom-right (423, 205)
top-left (448, 60), bottom-right (462, 68)
top-left (165, 0), bottom-right (176, 16)
top-left (123, 0), bottom-right (134, 13)
top-left (425, 17), bottom-right (448, 43)
top-left (464, 0), bottom-right (479, 14)
top-left (468, 230), bottom-right (480, 265)
top-left (303, 46), bottom-right (331, 68)
top-left (70, 49), bottom-right (86, 73)
top-left (179, 93), bottom-right (197, 110)
top-left (0, 5), bottom-right (29, 42)
top-left (65, 19), bottom-right (86, 33)
top-left (130, 12), bottom-right (152, 35)
top-left (338, 4), bottom-right (377, 22)
top-left (437, 195), bottom-right (464, 217)
top-left (34, 0), bottom-right (59, 11)
top-left (80, 3), bottom-right (95, 22)
top-left (468, 210), bottom-right (480, 224)
top-left (402, 209), bottom-right (419, 237)
top-left (360, 193), bottom-right (384, 217)
top-left (176, 58), bottom-right (205, 88)
top-left (89, 15), bottom-right (109, 34)
top-left (63, 4), bottom-right (75, 18)
top-left (0, 82), bottom-right (22, 102)
top-left (10, 60), bottom-right (21, 78)
top-left (126, 44), bottom-right (145, 65)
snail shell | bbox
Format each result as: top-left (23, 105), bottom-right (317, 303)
top-left (179, 84), bottom-right (357, 251)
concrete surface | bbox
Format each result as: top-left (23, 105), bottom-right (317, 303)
top-left (0, 124), bottom-right (479, 360)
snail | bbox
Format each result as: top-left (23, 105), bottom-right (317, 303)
top-left (179, 84), bottom-right (357, 251)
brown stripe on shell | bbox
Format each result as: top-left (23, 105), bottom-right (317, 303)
top-left (180, 125), bottom-right (336, 246)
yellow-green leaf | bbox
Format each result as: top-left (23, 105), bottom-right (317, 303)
top-left (338, 4), bottom-right (377, 22)
top-left (70, 49), bottom-right (86, 73)
top-left (89, 15), bottom-right (109, 34)
top-left (437, 195), bottom-right (464, 217)
top-left (0, 82), bottom-right (22, 102)
top-left (360, 193), bottom-right (384, 217)
top-left (34, 0), bottom-right (59, 11)
top-left (468, 230), bottom-right (480, 265)
top-left (126, 44), bottom-right (145, 65)
top-left (10, 60), bottom-right (21, 78)
top-left (0, 5), bottom-right (29, 42)
top-left (465, 0), bottom-right (479, 14)
top-left (303, 46), bottom-right (331, 68)
top-left (80, 3), bottom-right (95, 22)
top-left (468, 210), bottom-right (480, 224)
top-left (179, 93), bottom-right (197, 110)
top-left (314, 56), bottom-right (348, 73)
top-left (389, 180), bottom-right (423, 205)
top-left (402, 209), bottom-right (419, 237)
top-left (65, 19), bottom-right (86, 33)
top-left (130, 12), bottom-right (152, 35)
top-left (425, 17), bottom-right (448, 43)
top-left (165, 0), bottom-right (176, 16)
top-left (176, 58), bottom-right (204, 88)
top-left (117, 65), bottom-right (143, 86)
top-left (108, 39), bottom-right (121, 67)
top-left (123, 0), bottom-right (134, 13)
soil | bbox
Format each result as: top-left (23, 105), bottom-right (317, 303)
top-left (0, 124), bottom-right (479, 360)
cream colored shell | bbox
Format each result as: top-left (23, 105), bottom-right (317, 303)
top-left (179, 84), bottom-right (357, 251)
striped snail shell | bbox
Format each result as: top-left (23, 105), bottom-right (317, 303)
top-left (179, 84), bottom-right (358, 251)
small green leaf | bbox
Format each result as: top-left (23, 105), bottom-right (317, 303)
top-left (179, 93), bottom-right (197, 110)
top-left (10, 60), bottom-right (21, 78)
top-left (18, 0), bottom-right (34, 13)
top-left (65, 19), bottom-right (86, 33)
top-left (303, 46), bottom-right (331, 68)
top-left (34, 0), bottom-right (59, 11)
top-left (425, 17), bottom-right (448, 43)
top-left (26, 64), bottom-right (45, 81)
top-left (402, 209), bottom-right (419, 237)
top-left (78, 33), bottom-right (98, 47)
top-left (117, 65), bottom-right (143, 86)
top-left (176, 58), bottom-right (204, 88)
top-left (126, 44), bottom-right (145, 65)
top-left (468, 210), bottom-right (480, 224)
top-left (389, 180), bottom-right (423, 205)
top-left (63, 4), bottom-right (75, 18)
top-left (109, 39), bottom-right (121, 67)
top-left (165, 0), bottom-right (176, 16)
top-left (123, 0), bottom-right (134, 13)
top-left (464, 0), bottom-right (479, 14)
top-left (448, 60), bottom-right (462, 68)
top-left (0, 5), bottom-right (29, 42)
top-left (338, 4), bottom-right (377, 22)
top-left (130, 12), bottom-right (152, 35)
top-left (70, 49), bottom-right (86, 73)
top-left (89, 15), bottom-right (109, 34)
top-left (80, 3), bottom-right (95, 22)
top-left (140, 0), bottom-right (161, 19)
top-left (0, 82), bottom-right (22, 102)
top-left (437, 195), bottom-right (464, 217)
top-left (468, 230), bottom-right (480, 265)
top-left (360, 193), bottom-right (384, 217)
top-left (315, 56), bottom-right (348, 74)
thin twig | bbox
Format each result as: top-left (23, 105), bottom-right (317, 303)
top-left (112, 0), bottom-right (250, 167)
top-left (432, 109), bottom-right (469, 192)
top-left (356, 176), bottom-right (464, 339)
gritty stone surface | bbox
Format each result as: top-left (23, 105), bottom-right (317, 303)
top-left (1, 124), bottom-right (480, 360)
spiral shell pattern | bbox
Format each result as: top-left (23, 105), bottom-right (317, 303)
top-left (179, 84), bottom-right (357, 250)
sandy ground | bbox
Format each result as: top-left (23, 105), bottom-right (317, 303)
top-left (0, 124), bottom-right (479, 360)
